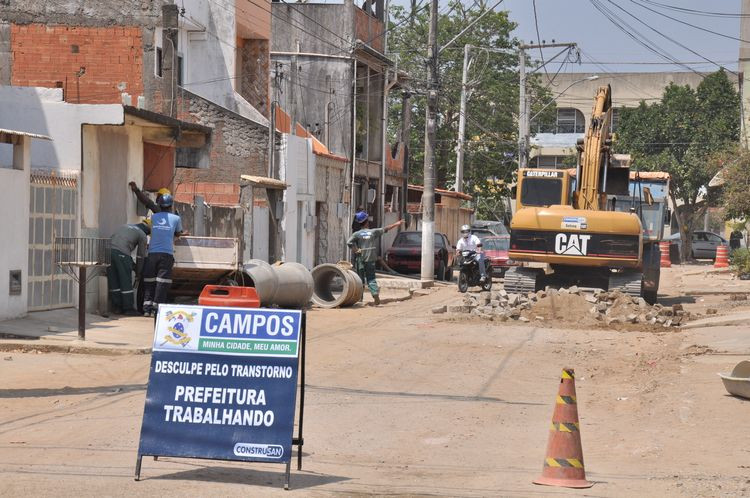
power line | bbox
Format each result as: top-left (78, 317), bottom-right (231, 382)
top-left (571, 60), bottom-right (737, 65)
top-left (275, 0), bottom-right (352, 46)
top-left (531, 0), bottom-right (550, 84)
top-left (588, 0), bottom-right (703, 76)
top-left (578, 49), bottom-right (660, 98)
top-left (603, 0), bottom-right (737, 75)
top-left (638, 0), bottom-right (750, 18)
top-left (628, 0), bottom-right (750, 45)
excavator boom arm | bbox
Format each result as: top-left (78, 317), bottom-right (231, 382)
top-left (575, 85), bottom-right (612, 211)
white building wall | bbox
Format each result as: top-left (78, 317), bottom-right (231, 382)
top-left (155, 0), bottom-right (268, 126)
top-left (0, 87), bottom-right (123, 171)
top-left (279, 134), bottom-right (316, 268)
top-left (0, 138), bottom-right (31, 319)
top-left (0, 86), bottom-right (130, 315)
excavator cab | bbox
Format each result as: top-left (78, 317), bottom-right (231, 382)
top-left (515, 169), bottom-right (572, 210)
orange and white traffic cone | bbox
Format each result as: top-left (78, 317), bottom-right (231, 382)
top-left (533, 368), bottom-right (592, 489)
top-left (659, 241), bottom-right (671, 268)
top-left (715, 245), bottom-right (729, 269)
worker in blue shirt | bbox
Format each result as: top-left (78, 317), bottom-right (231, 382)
top-left (142, 194), bottom-right (187, 317)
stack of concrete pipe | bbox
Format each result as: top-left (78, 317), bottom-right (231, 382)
top-left (241, 260), bottom-right (314, 309)
top-left (310, 263), bottom-right (363, 308)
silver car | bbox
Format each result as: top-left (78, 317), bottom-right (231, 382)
top-left (668, 231), bottom-right (727, 260)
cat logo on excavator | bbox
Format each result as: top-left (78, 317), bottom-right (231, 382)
top-left (554, 233), bottom-right (591, 256)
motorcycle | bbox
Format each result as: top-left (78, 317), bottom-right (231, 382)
top-left (457, 250), bottom-right (492, 293)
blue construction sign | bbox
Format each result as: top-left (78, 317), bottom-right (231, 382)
top-left (137, 304), bottom-right (302, 464)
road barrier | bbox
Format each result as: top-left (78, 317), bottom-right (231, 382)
top-left (198, 285), bottom-right (260, 308)
top-left (659, 241), bottom-right (671, 268)
top-left (533, 368), bottom-right (592, 489)
top-left (714, 245), bottom-right (729, 269)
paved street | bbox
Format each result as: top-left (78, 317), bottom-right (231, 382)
top-left (2, 265), bottom-right (750, 496)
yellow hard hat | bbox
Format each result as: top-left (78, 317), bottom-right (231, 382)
top-left (157, 187), bottom-right (171, 196)
top-left (142, 217), bottom-right (152, 227)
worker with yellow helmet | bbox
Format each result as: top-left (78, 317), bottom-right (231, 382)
top-left (129, 182), bottom-right (172, 213)
top-left (107, 218), bottom-right (151, 315)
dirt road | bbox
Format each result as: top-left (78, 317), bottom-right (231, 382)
top-left (2, 271), bottom-right (750, 496)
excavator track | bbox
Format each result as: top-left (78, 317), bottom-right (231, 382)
top-left (503, 267), bottom-right (539, 294)
top-left (608, 271), bottom-right (643, 298)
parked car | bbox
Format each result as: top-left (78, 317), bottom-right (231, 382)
top-left (668, 230), bottom-right (727, 260)
top-left (472, 220), bottom-right (509, 236)
top-left (384, 231), bottom-right (454, 281)
top-left (470, 227), bottom-right (495, 239)
top-left (481, 235), bottom-right (516, 277)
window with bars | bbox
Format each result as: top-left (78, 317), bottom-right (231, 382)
top-left (557, 108), bottom-right (585, 133)
top-left (610, 108), bottom-right (620, 133)
top-left (533, 155), bottom-right (571, 169)
top-left (532, 108), bottom-right (586, 134)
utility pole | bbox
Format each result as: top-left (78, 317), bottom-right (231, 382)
top-left (518, 42), bottom-right (576, 169)
top-left (455, 44), bottom-right (471, 193)
top-left (518, 46), bottom-right (527, 169)
top-left (421, 0), bottom-right (438, 283)
top-left (740, 0), bottom-right (750, 147)
top-left (161, 3), bottom-right (179, 117)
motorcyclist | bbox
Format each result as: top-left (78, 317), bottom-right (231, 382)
top-left (455, 224), bottom-right (486, 282)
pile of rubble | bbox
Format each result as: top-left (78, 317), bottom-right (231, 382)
top-left (434, 286), bottom-right (690, 328)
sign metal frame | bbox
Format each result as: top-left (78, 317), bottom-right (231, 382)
top-left (134, 310), bottom-right (307, 490)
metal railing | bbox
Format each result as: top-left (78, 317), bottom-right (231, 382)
top-left (54, 237), bottom-right (111, 267)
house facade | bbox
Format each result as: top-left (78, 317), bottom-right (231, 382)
top-left (270, 0), bottom-right (410, 235)
top-left (529, 71), bottom-right (739, 168)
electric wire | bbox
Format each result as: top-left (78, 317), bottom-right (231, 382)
top-left (531, 0), bottom-right (551, 84)
top-left (589, 0), bottom-right (706, 77)
top-left (603, 0), bottom-right (737, 75)
top-left (628, 0), bottom-right (750, 45)
top-left (638, 0), bottom-right (750, 18)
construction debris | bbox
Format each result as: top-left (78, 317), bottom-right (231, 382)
top-left (448, 287), bottom-right (691, 328)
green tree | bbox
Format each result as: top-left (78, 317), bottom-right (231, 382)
top-left (388, 0), bottom-right (554, 221)
top-left (715, 147), bottom-right (750, 221)
top-left (615, 69), bottom-right (739, 261)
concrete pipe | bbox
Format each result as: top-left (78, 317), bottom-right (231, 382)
top-left (272, 262), bottom-right (314, 309)
top-left (311, 263), bottom-right (364, 308)
top-left (241, 259), bottom-right (279, 306)
top-left (241, 260), bottom-right (314, 309)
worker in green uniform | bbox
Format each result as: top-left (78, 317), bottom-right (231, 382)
top-left (347, 216), bottom-right (404, 305)
top-left (107, 219), bottom-right (150, 315)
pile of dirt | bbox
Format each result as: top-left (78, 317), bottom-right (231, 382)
top-left (438, 287), bottom-right (690, 328)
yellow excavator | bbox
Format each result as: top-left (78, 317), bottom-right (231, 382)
top-left (504, 85), bottom-right (664, 303)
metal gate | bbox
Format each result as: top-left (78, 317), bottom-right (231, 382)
top-left (28, 171), bottom-right (78, 311)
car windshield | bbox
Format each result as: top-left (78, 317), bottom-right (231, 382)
top-left (394, 233), bottom-right (443, 248)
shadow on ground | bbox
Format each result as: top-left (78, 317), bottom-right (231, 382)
top-left (149, 463), bottom-right (349, 490)
top-left (658, 295), bottom-right (697, 306)
top-left (0, 384), bottom-right (146, 398)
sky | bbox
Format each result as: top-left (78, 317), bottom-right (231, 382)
top-left (502, 0), bottom-right (742, 73)
top-left (382, 0), bottom-right (744, 73)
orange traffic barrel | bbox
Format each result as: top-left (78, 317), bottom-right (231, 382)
top-left (659, 241), bottom-right (671, 268)
top-left (533, 368), bottom-right (592, 489)
top-left (198, 285), bottom-right (260, 308)
top-left (715, 245), bottom-right (729, 268)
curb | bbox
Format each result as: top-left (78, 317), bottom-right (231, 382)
top-left (684, 290), bottom-right (750, 296)
top-left (681, 318), bottom-right (749, 330)
top-left (0, 341), bottom-right (152, 356)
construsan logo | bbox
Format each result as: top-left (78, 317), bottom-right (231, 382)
top-left (554, 233), bottom-right (591, 256)
top-left (233, 443), bottom-right (283, 459)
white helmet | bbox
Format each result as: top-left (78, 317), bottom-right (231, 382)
top-left (461, 224), bottom-right (471, 236)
